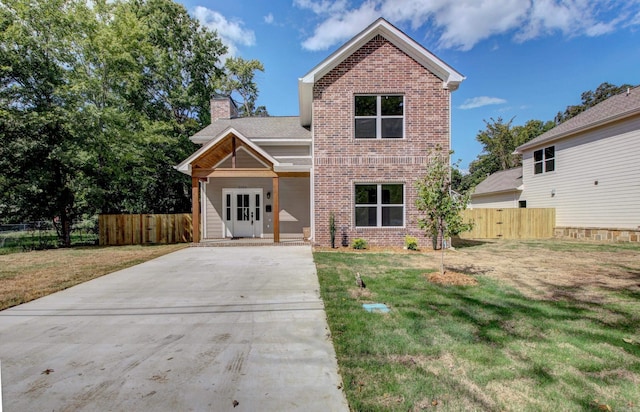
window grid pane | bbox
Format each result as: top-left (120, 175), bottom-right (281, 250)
top-left (255, 194), bottom-right (260, 221)
top-left (355, 96), bottom-right (377, 116)
top-left (355, 185), bottom-right (377, 204)
top-left (382, 206), bottom-right (403, 226)
top-left (545, 159), bottom-right (555, 172)
top-left (534, 162), bottom-right (543, 175)
top-left (381, 95), bottom-right (403, 115)
top-left (355, 118), bottom-right (376, 138)
top-left (355, 207), bottom-right (377, 227)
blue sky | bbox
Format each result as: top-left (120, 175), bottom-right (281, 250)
top-left (179, 0), bottom-right (640, 170)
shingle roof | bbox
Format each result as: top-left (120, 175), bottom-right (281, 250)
top-left (191, 116), bottom-right (311, 144)
top-left (516, 86), bottom-right (640, 152)
top-left (472, 168), bottom-right (523, 196)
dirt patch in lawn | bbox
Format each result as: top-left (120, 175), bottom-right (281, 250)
top-left (426, 271), bottom-right (479, 286)
top-left (443, 239), bottom-right (640, 303)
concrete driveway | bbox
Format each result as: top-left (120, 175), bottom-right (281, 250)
top-left (0, 246), bottom-right (349, 411)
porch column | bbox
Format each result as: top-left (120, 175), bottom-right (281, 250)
top-left (191, 177), bottom-right (200, 243)
top-left (273, 176), bottom-right (280, 243)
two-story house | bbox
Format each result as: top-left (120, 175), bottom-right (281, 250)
top-left (176, 18), bottom-right (465, 246)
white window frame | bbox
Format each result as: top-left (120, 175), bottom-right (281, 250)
top-left (533, 145), bottom-right (555, 175)
top-left (354, 183), bottom-right (405, 228)
top-left (354, 95), bottom-right (404, 139)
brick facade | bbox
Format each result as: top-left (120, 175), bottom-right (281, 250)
top-left (313, 35), bottom-right (451, 247)
top-left (210, 97), bottom-right (238, 121)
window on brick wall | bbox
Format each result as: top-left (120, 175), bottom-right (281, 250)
top-left (355, 184), bottom-right (404, 227)
top-left (533, 146), bottom-right (555, 174)
top-left (354, 95), bottom-right (404, 139)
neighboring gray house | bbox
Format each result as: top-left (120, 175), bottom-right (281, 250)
top-left (469, 168), bottom-right (523, 208)
top-left (473, 86), bottom-right (640, 241)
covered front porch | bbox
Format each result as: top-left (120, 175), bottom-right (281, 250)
top-left (177, 127), bottom-right (311, 244)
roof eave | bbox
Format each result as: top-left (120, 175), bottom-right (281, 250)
top-left (515, 108), bottom-right (640, 153)
top-left (472, 187), bottom-right (522, 197)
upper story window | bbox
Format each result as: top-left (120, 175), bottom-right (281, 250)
top-left (354, 95), bottom-right (404, 139)
top-left (533, 146), bottom-right (555, 174)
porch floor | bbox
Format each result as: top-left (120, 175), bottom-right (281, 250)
top-left (192, 234), bottom-right (308, 247)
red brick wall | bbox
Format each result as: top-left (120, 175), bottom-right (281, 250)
top-left (313, 35), bottom-right (451, 247)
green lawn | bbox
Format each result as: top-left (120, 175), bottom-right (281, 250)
top-left (314, 250), bottom-right (640, 411)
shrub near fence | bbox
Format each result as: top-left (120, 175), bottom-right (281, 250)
top-left (99, 214), bottom-right (193, 246)
top-left (460, 208), bottom-right (556, 239)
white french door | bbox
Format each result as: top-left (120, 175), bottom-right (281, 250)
top-left (222, 189), bottom-right (263, 238)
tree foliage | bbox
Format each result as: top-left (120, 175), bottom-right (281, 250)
top-left (454, 118), bottom-right (554, 193)
top-left (416, 150), bottom-right (473, 275)
top-left (0, 0), bottom-right (266, 245)
top-left (217, 57), bottom-right (268, 117)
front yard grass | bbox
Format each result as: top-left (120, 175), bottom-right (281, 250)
top-left (314, 249), bottom-right (640, 411)
top-left (0, 244), bottom-right (187, 311)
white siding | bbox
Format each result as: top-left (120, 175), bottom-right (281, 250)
top-left (521, 115), bottom-right (640, 229)
top-left (470, 192), bottom-right (521, 209)
top-left (204, 177), bottom-right (310, 238)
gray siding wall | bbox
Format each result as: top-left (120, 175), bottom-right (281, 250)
top-left (521, 115), bottom-right (640, 229)
top-left (471, 192), bottom-right (521, 209)
top-left (262, 145), bottom-right (310, 157)
top-left (203, 177), bottom-right (310, 238)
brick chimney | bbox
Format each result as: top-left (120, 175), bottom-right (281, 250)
top-left (210, 96), bottom-right (238, 123)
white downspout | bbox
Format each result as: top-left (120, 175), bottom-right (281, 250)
top-left (310, 122), bottom-right (315, 242)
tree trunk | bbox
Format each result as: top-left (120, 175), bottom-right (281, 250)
top-left (59, 213), bottom-right (72, 247)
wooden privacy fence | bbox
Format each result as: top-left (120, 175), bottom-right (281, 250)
top-left (459, 208), bottom-right (556, 239)
top-left (99, 214), bottom-right (192, 246)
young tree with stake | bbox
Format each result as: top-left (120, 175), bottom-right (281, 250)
top-left (415, 149), bottom-right (473, 275)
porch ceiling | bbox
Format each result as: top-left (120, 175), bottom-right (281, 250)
top-left (192, 134), bottom-right (272, 170)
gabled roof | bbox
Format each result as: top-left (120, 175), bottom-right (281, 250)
top-left (298, 18), bottom-right (465, 127)
top-left (472, 168), bottom-right (523, 196)
top-left (176, 127), bottom-right (279, 175)
top-left (516, 86), bottom-right (640, 152)
top-left (190, 116), bottom-right (311, 145)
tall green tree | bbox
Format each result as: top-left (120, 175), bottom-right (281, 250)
top-left (217, 57), bottom-right (267, 117)
top-left (0, 0), bottom-right (91, 245)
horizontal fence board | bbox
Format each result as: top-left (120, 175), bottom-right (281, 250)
top-left (460, 208), bottom-right (555, 239)
top-left (99, 214), bottom-right (193, 246)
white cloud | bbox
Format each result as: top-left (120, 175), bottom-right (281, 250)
top-left (459, 96), bottom-right (507, 110)
top-left (264, 13), bottom-right (274, 24)
top-left (301, 2), bottom-right (379, 50)
top-left (294, 0), bottom-right (349, 15)
top-left (193, 6), bottom-right (256, 57)
top-left (296, 0), bottom-right (640, 52)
